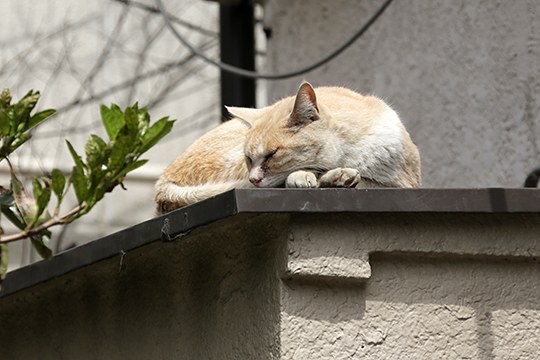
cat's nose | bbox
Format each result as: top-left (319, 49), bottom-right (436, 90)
top-left (249, 176), bottom-right (262, 187)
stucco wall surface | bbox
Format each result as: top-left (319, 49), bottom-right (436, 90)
top-left (1, 212), bottom-right (539, 359)
top-left (263, 0), bottom-right (540, 187)
top-left (281, 214), bottom-right (540, 359)
top-left (0, 215), bottom-right (286, 360)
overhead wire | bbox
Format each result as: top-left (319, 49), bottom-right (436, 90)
top-left (155, 0), bottom-right (395, 80)
top-left (112, 0), bottom-right (216, 37)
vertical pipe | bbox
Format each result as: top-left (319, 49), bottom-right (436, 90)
top-left (219, 0), bottom-right (256, 120)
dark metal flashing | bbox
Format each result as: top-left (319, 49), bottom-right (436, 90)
top-left (0, 191), bottom-right (238, 299)
top-left (233, 188), bottom-right (540, 213)
top-left (1, 188), bottom-right (540, 298)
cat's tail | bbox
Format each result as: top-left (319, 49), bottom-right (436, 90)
top-left (154, 179), bottom-right (247, 215)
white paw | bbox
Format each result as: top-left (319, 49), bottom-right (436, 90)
top-left (286, 171), bottom-right (318, 188)
top-left (319, 168), bottom-right (361, 188)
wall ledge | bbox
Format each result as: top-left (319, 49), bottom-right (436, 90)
top-left (2, 188), bottom-right (540, 297)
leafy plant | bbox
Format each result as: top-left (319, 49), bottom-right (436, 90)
top-left (0, 89), bottom-right (174, 286)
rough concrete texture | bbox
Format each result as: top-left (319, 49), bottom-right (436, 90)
top-left (282, 214), bottom-right (540, 359)
top-left (282, 257), bottom-right (540, 360)
top-left (1, 212), bottom-right (539, 359)
top-left (263, 0), bottom-right (540, 187)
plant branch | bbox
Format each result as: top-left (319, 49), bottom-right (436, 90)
top-left (0, 205), bottom-right (83, 244)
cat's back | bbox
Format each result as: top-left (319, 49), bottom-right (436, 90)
top-left (160, 118), bottom-right (249, 185)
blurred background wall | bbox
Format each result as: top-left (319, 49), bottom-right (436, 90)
top-left (264, 0), bottom-right (540, 188)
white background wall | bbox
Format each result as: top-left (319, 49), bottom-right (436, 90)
top-left (0, 0), bottom-right (222, 268)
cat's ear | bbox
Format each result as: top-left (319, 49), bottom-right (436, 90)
top-left (289, 82), bottom-right (320, 127)
top-left (225, 106), bottom-right (262, 128)
top-left (225, 106), bottom-right (261, 120)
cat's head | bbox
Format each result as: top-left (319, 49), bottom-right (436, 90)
top-left (228, 82), bottom-right (327, 188)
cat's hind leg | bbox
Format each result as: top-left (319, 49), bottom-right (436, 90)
top-left (286, 170), bottom-right (318, 188)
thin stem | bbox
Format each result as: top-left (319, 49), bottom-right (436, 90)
top-left (0, 205), bottom-right (83, 244)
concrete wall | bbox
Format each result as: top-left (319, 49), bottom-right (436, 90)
top-left (2, 211), bottom-right (539, 359)
top-left (283, 213), bottom-right (540, 359)
top-left (0, 214), bottom-right (286, 360)
top-left (263, 0), bottom-right (540, 188)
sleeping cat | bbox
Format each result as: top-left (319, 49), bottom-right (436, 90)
top-left (155, 82), bottom-right (421, 214)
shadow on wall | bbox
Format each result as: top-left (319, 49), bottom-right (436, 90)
top-left (0, 215), bottom-right (285, 360)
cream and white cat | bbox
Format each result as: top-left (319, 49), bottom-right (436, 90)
top-left (155, 82), bottom-right (421, 214)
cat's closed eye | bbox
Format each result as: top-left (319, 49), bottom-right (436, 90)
top-left (266, 148), bottom-right (278, 159)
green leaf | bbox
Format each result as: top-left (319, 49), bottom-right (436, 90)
top-left (137, 106), bottom-right (150, 133)
top-left (85, 134), bottom-right (107, 168)
top-left (90, 166), bottom-right (106, 187)
top-left (100, 104), bottom-right (125, 140)
top-left (0, 243), bottom-right (8, 281)
top-left (32, 178), bottom-right (51, 222)
top-left (85, 167), bottom-right (108, 210)
top-left (0, 88), bottom-right (12, 108)
top-left (7, 133), bottom-right (31, 154)
top-left (32, 178), bottom-right (43, 201)
top-left (0, 90), bottom-right (56, 161)
top-left (118, 159), bottom-right (148, 179)
top-left (31, 234), bottom-right (52, 259)
top-left (0, 187), bottom-right (13, 206)
top-left (51, 168), bottom-right (66, 202)
top-left (124, 104), bottom-right (140, 137)
top-left (14, 90), bottom-right (40, 123)
top-left (0, 108), bottom-right (9, 135)
top-left (65, 140), bottom-right (86, 170)
top-left (1, 205), bottom-right (26, 230)
top-left (88, 167), bottom-right (106, 198)
top-left (140, 117), bottom-right (174, 153)
top-left (28, 109), bottom-right (56, 130)
top-left (71, 164), bottom-right (89, 204)
top-left (108, 135), bottom-right (132, 171)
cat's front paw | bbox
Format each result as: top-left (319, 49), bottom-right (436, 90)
top-left (286, 170), bottom-right (318, 188)
top-left (319, 168), bottom-right (361, 188)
